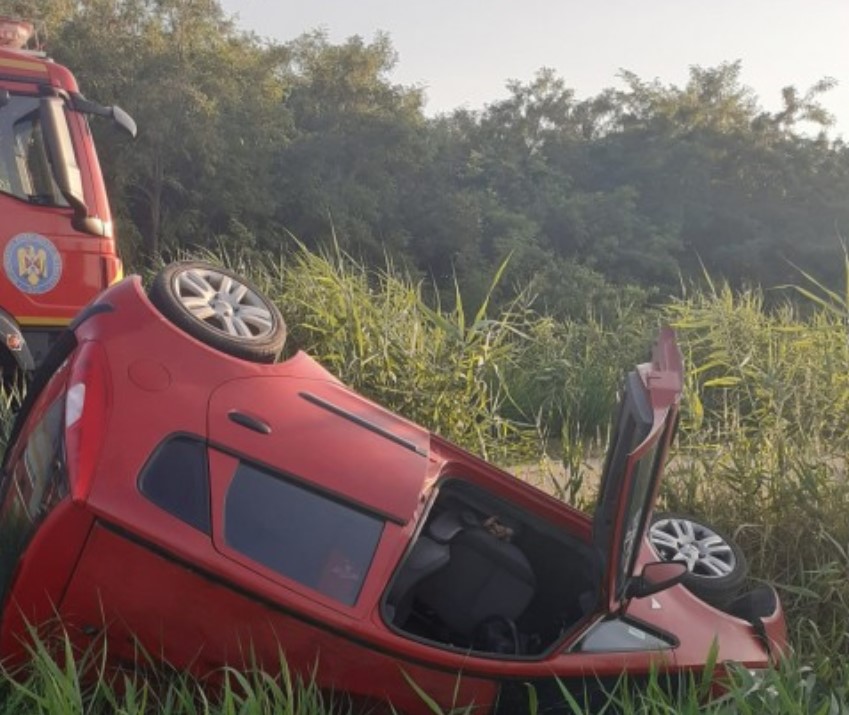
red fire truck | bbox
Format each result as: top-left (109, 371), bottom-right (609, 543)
top-left (0, 17), bottom-right (135, 376)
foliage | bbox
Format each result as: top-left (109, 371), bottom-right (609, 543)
top-left (0, 629), bottom-right (847, 714)
top-left (661, 277), bottom-right (849, 665)
top-left (3, 0), bottom-right (847, 309)
top-left (259, 243), bottom-right (540, 463)
top-left (0, 626), bottom-right (348, 714)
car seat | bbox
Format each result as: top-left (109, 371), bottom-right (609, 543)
top-left (415, 513), bottom-right (536, 642)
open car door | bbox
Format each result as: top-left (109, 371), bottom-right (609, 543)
top-left (592, 327), bottom-right (684, 614)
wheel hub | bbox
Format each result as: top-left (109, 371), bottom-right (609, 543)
top-left (211, 296), bottom-right (235, 318)
top-left (680, 543), bottom-right (699, 560)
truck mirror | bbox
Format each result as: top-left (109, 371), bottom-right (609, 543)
top-left (111, 105), bottom-right (137, 138)
top-left (70, 93), bottom-right (137, 139)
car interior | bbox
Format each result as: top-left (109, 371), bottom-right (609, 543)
top-left (384, 479), bottom-right (599, 656)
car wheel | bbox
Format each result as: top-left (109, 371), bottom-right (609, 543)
top-left (149, 261), bottom-right (286, 363)
top-left (648, 512), bottom-right (748, 608)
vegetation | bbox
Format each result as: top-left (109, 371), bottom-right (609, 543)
top-left (0, 628), bottom-right (845, 714)
top-left (3, 0), bottom-right (848, 314)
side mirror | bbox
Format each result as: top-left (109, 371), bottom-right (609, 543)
top-left (110, 104), bottom-right (137, 138)
top-left (71, 93), bottom-right (137, 138)
top-left (626, 560), bottom-right (687, 599)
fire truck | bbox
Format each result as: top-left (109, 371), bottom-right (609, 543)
top-left (0, 17), bottom-right (135, 377)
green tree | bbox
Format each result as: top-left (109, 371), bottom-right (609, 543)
top-left (272, 31), bottom-right (427, 263)
top-left (3, 0), bottom-right (293, 259)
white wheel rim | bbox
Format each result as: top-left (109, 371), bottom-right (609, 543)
top-left (174, 268), bottom-right (274, 339)
top-left (649, 517), bottom-right (736, 578)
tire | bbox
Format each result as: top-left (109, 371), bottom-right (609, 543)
top-left (648, 512), bottom-right (748, 609)
top-left (149, 261), bottom-right (286, 363)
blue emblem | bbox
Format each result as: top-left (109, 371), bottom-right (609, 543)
top-left (3, 233), bottom-right (62, 295)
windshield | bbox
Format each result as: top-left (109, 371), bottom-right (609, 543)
top-left (0, 94), bottom-right (69, 207)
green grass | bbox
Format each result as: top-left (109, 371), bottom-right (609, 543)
top-left (3, 246), bottom-right (849, 712)
top-left (0, 631), bottom-right (846, 714)
top-left (0, 628), bottom-right (346, 715)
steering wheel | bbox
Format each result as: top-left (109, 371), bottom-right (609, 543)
top-left (473, 614), bottom-right (521, 655)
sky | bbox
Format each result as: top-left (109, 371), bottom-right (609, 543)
top-left (218, 0), bottom-right (849, 138)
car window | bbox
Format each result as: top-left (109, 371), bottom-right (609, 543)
top-left (224, 463), bottom-right (384, 606)
top-left (138, 437), bottom-right (210, 533)
top-left (615, 440), bottom-right (662, 600)
top-left (592, 371), bottom-right (652, 587)
top-left (573, 616), bottom-right (673, 652)
top-left (0, 395), bottom-right (67, 597)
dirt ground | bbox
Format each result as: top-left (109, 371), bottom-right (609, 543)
top-left (508, 457), bottom-right (603, 508)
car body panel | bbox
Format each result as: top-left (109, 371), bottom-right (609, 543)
top-left (59, 520), bottom-right (501, 713)
top-left (207, 377), bottom-right (430, 524)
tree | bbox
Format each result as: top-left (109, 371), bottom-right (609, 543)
top-left (271, 31), bottom-right (427, 263)
top-left (3, 0), bottom-right (293, 259)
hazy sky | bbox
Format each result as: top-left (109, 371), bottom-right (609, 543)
top-left (219, 0), bottom-right (848, 137)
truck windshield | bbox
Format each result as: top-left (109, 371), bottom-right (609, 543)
top-left (0, 94), bottom-right (69, 207)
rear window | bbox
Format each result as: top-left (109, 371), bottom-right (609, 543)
top-left (225, 463), bottom-right (384, 606)
top-left (0, 395), bottom-right (67, 596)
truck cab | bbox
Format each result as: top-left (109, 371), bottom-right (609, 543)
top-left (0, 17), bottom-right (135, 375)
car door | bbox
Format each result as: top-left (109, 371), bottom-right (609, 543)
top-left (592, 327), bottom-right (684, 614)
top-left (492, 330), bottom-right (684, 714)
top-left (203, 375), bottom-right (500, 712)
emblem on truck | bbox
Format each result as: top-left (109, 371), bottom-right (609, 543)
top-left (3, 233), bottom-right (62, 294)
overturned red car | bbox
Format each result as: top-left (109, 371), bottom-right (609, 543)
top-left (0, 262), bottom-right (786, 713)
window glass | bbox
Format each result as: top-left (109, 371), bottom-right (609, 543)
top-left (225, 463), bottom-right (384, 606)
top-left (0, 94), bottom-right (69, 206)
top-left (616, 440), bottom-right (660, 599)
top-left (574, 617), bottom-right (673, 652)
top-left (0, 395), bottom-right (67, 597)
top-left (138, 437), bottom-right (210, 533)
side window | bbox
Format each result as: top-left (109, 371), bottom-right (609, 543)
top-left (0, 95), bottom-right (69, 206)
top-left (593, 371), bottom-right (652, 572)
top-left (574, 617), bottom-right (674, 653)
top-left (616, 440), bottom-right (661, 597)
top-left (139, 437), bottom-right (210, 533)
top-left (0, 395), bottom-right (67, 597)
top-left (225, 463), bottom-right (384, 606)
top-left (20, 394), bottom-right (67, 516)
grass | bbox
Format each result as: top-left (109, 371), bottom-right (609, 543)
top-left (0, 632), bottom-right (846, 714)
top-left (0, 627), bottom-right (347, 714)
top-left (3, 245), bottom-right (849, 712)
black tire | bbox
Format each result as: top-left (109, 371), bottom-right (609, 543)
top-left (648, 512), bottom-right (748, 609)
top-left (149, 261), bottom-right (286, 363)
